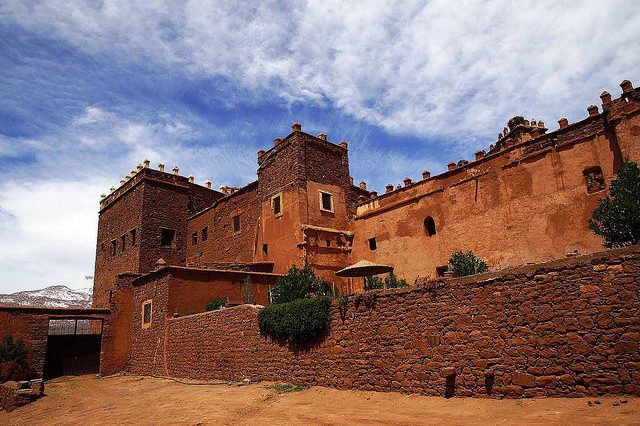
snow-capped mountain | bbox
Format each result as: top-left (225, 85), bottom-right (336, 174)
top-left (0, 285), bottom-right (93, 308)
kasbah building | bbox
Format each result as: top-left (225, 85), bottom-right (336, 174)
top-left (1, 80), bottom-right (640, 400)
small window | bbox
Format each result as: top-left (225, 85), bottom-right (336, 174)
top-left (368, 237), bottom-right (377, 251)
top-left (272, 195), bottom-right (281, 215)
top-left (583, 166), bottom-right (605, 194)
top-left (161, 229), bottom-right (175, 247)
top-left (130, 228), bottom-right (136, 246)
top-left (111, 239), bottom-right (117, 256)
top-left (232, 215), bottom-right (241, 233)
top-left (326, 239), bottom-right (331, 247)
top-left (120, 234), bottom-right (126, 252)
top-left (142, 300), bottom-right (152, 328)
top-left (192, 232), bottom-right (198, 246)
top-left (425, 217), bottom-right (436, 237)
top-left (202, 226), bottom-right (208, 242)
top-left (262, 244), bottom-right (268, 256)
top-left (319, 191), bottom-right (334, 212)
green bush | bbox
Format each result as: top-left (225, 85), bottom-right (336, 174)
top-left (364, 273), bottom-right (408, 290)
top-left (205, 298), bottom-right (227, 311)
top-left (448, 250), bottom-right (489, 277)
top-left (270, 265), bottom-right (332, 304)
top-left (258, 296), bottom-right (331, 343)
top-left (0, 335), bottom-right (28, 365)
top-left (265, 383), bottom-right (310, 393)
top-left (589, 159), bottom-right (640, 248)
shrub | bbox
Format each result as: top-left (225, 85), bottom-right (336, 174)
top-left (270, 265), bottom-right (332, 304)
top-left (265, 383), bottom-right (310, 393)
top-left (589, 159), bottom-right (640, 248)
top-left (205, 298), bottom-right (227, 311)
top-left (0, 335), bottom-right (28, 365)
top-left (448, 250), bottom-right (489, 277)
top-left (258, 296), bottom-right (331, 343)
top-left (364, 275), bottom-right (383, 290)
top-left (241, 276), bottom-right (256, 304)
top-left (364, 273), bottom-right (408, 290)
top-left (0, 335), bottom-right (35, 382)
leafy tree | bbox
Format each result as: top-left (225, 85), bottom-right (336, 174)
top-left (364, 273), bottom-right (408, 290)
top-left (205, 298), bottom-right (226, 311)
top-left (270, 265), bottom-right (332, 304)
top-left (448, 250), bottom-right (489, 277)
top-left (589, 159), bottom-right (640, 248)
top-left (0, 335), bottom-right (28, 365)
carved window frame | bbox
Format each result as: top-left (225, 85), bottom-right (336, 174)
top-left (319, 190), bottom-right (334, 213)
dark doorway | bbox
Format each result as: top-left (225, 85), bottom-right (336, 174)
top-left (44, 318), bottom-right (103, 379)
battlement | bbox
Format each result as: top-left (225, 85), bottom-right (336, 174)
top-left (257, 122), bottom-right (349, 168)
top-left (357, 79), bottom-right (640, 209)
top-left (99, 161), bottom-right (221, 212)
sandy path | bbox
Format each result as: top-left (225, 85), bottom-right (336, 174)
top-left (1, 375), bottom-right (638, 425)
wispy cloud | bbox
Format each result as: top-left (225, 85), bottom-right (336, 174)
top-left (0, 0), bottom-right (639, 292)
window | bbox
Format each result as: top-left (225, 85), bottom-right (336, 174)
top-left (583, 166), bottom-right (605, 194)
top-left (262, 244), bottom-right (268, 256)
top-left (202, 226), bottom-right (208, 242)
top-left (161, 228), bottom-right (175, 247)
top-left (142, 300), bottom-right (152, 328)
top-left (192, 232), bottom-right (198, 246)
top-left (120, 234), bottom-right (126, 252)
top-left (272, 194), bottom-right (281, 215)
top-left (130, 228), bottom-right (136, 246)
top-left (319, 191), bottom-right (334, 212)
top-left (368, 237), bottom-right (377, 251)
top-left (326, 239), bottom-right (331, 247)
top-left (232, 215), bottom-right (241, 233)
top-left (111, 239), bottom-right (117, 256)
top-left (425, 217), bottom-right (436, 237)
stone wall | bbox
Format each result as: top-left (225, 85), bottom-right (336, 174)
top-left (127, 246), bottom-right (640, 398)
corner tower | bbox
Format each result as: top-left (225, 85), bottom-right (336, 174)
top-left (254, 123), bottom-right (367, 290)
top-left (93, 162), bottom-right (223, 307)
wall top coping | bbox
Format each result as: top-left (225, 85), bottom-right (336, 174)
top-left (132, 265), bottom-right (286, 287)
top-left (0, 306), bottom-right (110, 316)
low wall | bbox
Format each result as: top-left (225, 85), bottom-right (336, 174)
top-left (127, 246), bottom-right (640, 397)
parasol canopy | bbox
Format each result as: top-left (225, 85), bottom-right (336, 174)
top-left (335, 260), bottom-right (394, 277)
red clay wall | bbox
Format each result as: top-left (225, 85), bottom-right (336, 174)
top-left (0, 309), bottom-right (49, 377)
top-left (352, 88), bottom-right (640, 284)
top-left (187, 182), bottom-right (260, 265)
top-left (127, 246), bottom-right (640, 398)
top-left (94, 167), bottom-right (222, 308)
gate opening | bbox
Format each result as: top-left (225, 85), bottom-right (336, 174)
top-left (44, 318), bottom-right (103, 379)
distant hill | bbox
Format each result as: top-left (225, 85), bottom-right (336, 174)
top-left (0, 285), bottom-right (93, 308)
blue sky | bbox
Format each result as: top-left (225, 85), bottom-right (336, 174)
top-left (1, 0), bottom-right (639, 293)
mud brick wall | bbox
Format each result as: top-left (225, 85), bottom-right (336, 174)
top-left (127, 246), bottom-right (640, 398)
top-left (187, 182), bottom-right (260, 265)
top-left (0, 309), bottom-right (49, 377)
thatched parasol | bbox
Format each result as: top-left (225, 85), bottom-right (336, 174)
top-left (335, 260), bottom-right (394, 277)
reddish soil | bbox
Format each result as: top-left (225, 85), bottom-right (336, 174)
top-left (1, 375), bottom-right (638, 425)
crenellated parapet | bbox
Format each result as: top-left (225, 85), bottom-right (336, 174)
top-left (357, 79), bottom-right (640, 208)
top-left (99, 161), bottom-right (220, 211)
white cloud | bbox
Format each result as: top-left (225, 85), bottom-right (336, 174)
top-left (0, 179), bottom-right (107, 293)
top-left (3, 0), bottom-right (639, 147)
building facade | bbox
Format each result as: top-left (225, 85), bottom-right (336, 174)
top-left (93, 80), bottom-right (640, 302)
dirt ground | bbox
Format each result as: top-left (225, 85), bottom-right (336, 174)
top-left (1, 375), bottom-right (638, 425)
